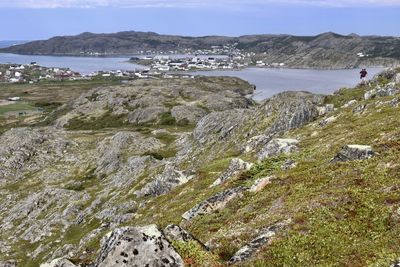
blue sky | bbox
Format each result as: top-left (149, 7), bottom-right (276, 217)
top-left (1, 0), bottom-right (399, 40)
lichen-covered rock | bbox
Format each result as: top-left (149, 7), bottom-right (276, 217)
top-left (258, 138), bottom-right (299, 161)
top-left (96, 131), bottom-right (162, 176)
top-left (342, 99), bottom-right (357, 108)
top-left (182, 186), bottom-right (247, 220)
top-left (319, 115), bottom-right (337, 127)
top-left (0, 261), bottom-right (17, 267)
top-left (249, 176), bottom-right (272, 193)
top-left (243, 134), bottom-right (272, 153)
top-left (39, 257), bottom-right (77, 267)
top-left (0, 127), bottom-right (72, 181)
top-left (171, 105), bottom-right (208, 124)
top-left (127, 106), bottom-right (169, 125)
top-left (317, 104), bottom-right (335, 116)
top-left (228, 220), bottom-right (291, 264)
top-left (352, 104), bottom-right (367, 114)
top-left (364, 82), bottom-right (399, 100)
top-left (280, 159), bottom-right (297, 171)
top-left (331, 145), bottom-right (374, 163)
top-left (265, 91), bottom-right (324, 134)
top-left (96, 225), bottom-right (184, 267)
top-left (211, 158), bottom-right (253, 187)
top-left (193, 109), bottom-right (251, 144)
top-left (164, 225), bottom-right (196, 243)
top-left (135, 164), bottom-right (195, 197)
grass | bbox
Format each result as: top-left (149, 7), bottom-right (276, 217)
top-left (0, 102), bottom-right (36, 115)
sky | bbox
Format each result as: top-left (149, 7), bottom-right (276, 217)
top-left (0, 0), bottom-right (399, 40)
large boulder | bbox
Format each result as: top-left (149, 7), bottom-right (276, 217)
top-left (182, 186), bottom-right (247, 220)
top-left (258, 138), bottom-right (299, 161)
top-left (331, 145), bottom-right (374, 163)
top-left (96, 225), bottom-right (184, 267)
top-left (211, 158), bottom-right (253, 187)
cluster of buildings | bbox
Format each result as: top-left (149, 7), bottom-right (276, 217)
top-left (0, 63), bottom-right (81, 83)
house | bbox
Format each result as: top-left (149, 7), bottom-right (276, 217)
top-left (8, 97), bottom-right (21, 101)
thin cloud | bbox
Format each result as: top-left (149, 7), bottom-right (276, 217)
top-left (1, 0), bottom-right (400, 8)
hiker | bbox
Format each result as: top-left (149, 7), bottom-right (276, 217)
top-left (360, 68), bottom-right (368, 82)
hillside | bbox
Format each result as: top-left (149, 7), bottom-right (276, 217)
top-left (1, 32), bottom-right (400, 68)
top-left (0, 68), bottom-right (400, 266)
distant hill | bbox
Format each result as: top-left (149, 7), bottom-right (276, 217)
top-left (0, 40), bottom-right (29, 49)
top-left (1, 31), bottom-right (400, 68)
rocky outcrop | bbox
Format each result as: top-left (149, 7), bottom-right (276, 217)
top-left (249, 176), bottom-right (273, 193)
top-left (342, 99), bottom-right (357, 108)
top-left (135, 164), bottom-right (195, 197)
top-left (96, 225), bottom-right (184, 267)
top-left (331, 145), bottom-right (374, 163)
top-left (364, 82), bottom-right (399, 100)
top-left (258, 138), bottom-right (299, 161)
top-left (211, 158), bottom-right (253, 187)
top-left (264, 91), bottom-right (324, 134)
top-left (319, 115), bottom-right (337, 126)
top-left (228, 220), bottom-right (291, 264)
top-left (40, 258), bottom-right (77, 267)
top-left (352, 104), bottom-right (367, 114)
top-left (280, 159), bottom-right (297, 171)
top-left (193, 109), bottom-right (251, 145)
top-left (171, 105), bottom-right (207, 125)
top-left (182, 186), bottom-right (247, 220)
top-left (95, 131), bottom-right (162, 176)
top-left (0, 127), bottom-right (72, 181)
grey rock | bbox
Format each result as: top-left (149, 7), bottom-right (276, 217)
top-left (127, 106), bottom-right (169, 125)
top-left (341, 99), bottom-right (357, 108)
top-left (171, 105), bottom-right (207, 124)
top-left (265, 91), bottom-right (324, 134)
top-left (243, 134), bottom-right (272, 153)
top-left (182, 186), bottom-right (247, 220)
top-left (281, 159), bottom-right (298, 171)
top-left (395, 73), bottom-right (400, 84)
top-left (258, 138), bottom-right (299, 161)
top-left (317, 104), bottom-right (335, 116)
top-left (352, 104), bottom-right (367, 114)
top-left (96, 132), bottom-right (162, 176)
top-left (319, 115), bottom-right (337, 126)
top-left (193, 109), bottom-right (251, 145)
top-left (40, 258), bottom-right (77, 267)
top-left (164, 224), bottom-right (197, 243)
top-left (364, 82), bottom-right (399, 100)
top-left (135, 164), bottom-right (195, 197)
top-left (96, 224), bottom-right (184, 267)
top-left (331, 145), bottom-right (374, 163)
top-left (391, 98), bottom-right (400, 107)
top-left (249, 176), bottom-right (273, 193)
top-left (0, 261), bottom-right (17, 267)
top-left (211, 158), bottom-right (253, 187)
top-left (228, 220), bottom-right (291, 264)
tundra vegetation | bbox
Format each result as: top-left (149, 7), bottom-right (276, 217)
top-left (0, 69), bottom-right (400, 267)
